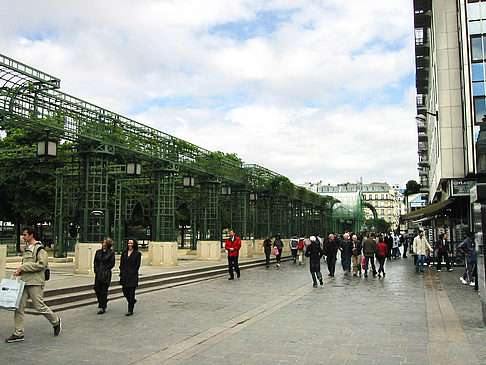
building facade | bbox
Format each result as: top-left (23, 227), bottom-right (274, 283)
top-left (303, 182), bottom-right (404, 231)
top-left (412, 0), bottom-right (486, 322)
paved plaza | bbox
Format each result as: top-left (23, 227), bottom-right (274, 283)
top-left (0, 256), bottom-right (485, 364)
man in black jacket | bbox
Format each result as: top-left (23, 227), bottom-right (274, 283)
top-left (323, 234), bottom-right (338, 277)
top-left (305, 236), bottom-right (323, 287)
top-left (435, 233), bottom-right (452, 272)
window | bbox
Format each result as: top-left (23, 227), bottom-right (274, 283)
top-left (472, 63), bottom-right (484, 81)
top-left (381, 209), bottom-right (385, 215)
top-left (469, 2), bottom-right (480, 21)
top-left (470, 20), bottom-right (482, 34)
top-left (375, 194), bottom-right (378, 200)
top-left (474, 96), bottom-right (486, 124)
top-left (472, 36), bottom-right (483, 61)
top-left (381, 194), bottom-right (384, 200)
top-left (388, 209), bottom-right (392, 215)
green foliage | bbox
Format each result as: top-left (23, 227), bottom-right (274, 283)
top-left (363, 218), bottom-right (392, 233)
top-left (0, 127), bottom-right (58, 225)
top-left (404, 180), bottom-right (421, 196)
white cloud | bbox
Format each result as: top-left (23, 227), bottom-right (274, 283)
top-left (0, 0), bottom-right (418, 186)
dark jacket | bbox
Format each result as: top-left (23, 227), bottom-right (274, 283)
top-left (94, 248), bottom-right (115, 284)
top-left (351, 239), bottom-right (362, 256)
top-left (339, 239), bottom-right (353, 258)
top-left (362, 237), bottom-right (377, 257)
top-left (263, 238), bottom-right (273, 251)
top-left (273, 238), bottom-right (284, 249)
top-left (434, 239), bottom-right (451, 253)
top-left (305, 240), bottom-right (323, 261)
top-left (324, 239), bottom-right (338, 258)
top-left (458, 237), bottom-right (475, 256)
top-left (119, 250), bottom-right (141, 288)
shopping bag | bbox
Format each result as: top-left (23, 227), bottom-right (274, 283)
top-left (274, 247), bottom-right (279, 255)
top-left (0, 277), bottom-right (25, 310)
top-left (361, 257), bottom-right (365, 269)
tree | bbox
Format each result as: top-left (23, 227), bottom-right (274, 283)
top-left (363, 218), bottom-right (392, 233)
top-left (404, 180), bottom-right (421, 196)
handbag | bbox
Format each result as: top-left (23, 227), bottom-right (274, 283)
top-left (274, 247), bottom-right (279, 255)
top-left (0, 276), bottom-right (25, 310)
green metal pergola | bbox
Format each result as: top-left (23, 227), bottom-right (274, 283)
top-left (0, 54), bottom-right (335, 256)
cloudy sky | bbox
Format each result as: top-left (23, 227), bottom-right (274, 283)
top-left (1, 0), bottom-right (417, 187)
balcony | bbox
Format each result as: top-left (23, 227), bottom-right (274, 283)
top-left (414, 11), bottom-right (431, 28)
top-left (418, 141), bottom-right (428, 152)
top-left (414, 0), bottom-right (432, 12)
top-left (418, 153), bottom-right (430, 167)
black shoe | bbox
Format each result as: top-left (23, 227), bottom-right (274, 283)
top-left (228, 277), bottom-right (234, 280)
top-left (125, 311), bottom-right (133, 316)
top-left (313, 283), bottom-right (317, 288)
top-left (364, 274), bottom-right (368, 278)
top-left (53, 317), bottom-right (62, 336)
top-left (319, 279), bottom-right (323, 285)
top-left (237, 273), bottom-right (240, 278)
top-left (98, 309), bottom-right (105, 314)
top-left (5, 334), bottom-right (24, 343)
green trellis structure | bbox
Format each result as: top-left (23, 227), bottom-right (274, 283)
top-left (0, 54), bottom-right (338, 256)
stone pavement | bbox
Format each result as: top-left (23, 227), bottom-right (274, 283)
top-left (0, 256), bottom-right (485, 364)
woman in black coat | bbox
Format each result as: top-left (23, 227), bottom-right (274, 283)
top-left (119, 239), bottom-right (142, 316)
top-left (93, 237), bottom-right (115, 314)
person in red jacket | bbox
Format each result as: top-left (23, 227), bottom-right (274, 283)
top-left (225, 230), bottom-right (242, 280)
top-left (376, 235), bottom-right (388, 278)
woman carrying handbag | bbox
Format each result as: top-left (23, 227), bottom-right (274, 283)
top-left (119, 239), bottom-right (142, 316)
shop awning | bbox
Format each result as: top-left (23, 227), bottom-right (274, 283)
top-left (401, 199), bottom-right (453, 222)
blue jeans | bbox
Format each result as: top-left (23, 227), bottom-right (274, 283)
top-left (341, 255), bottom-right (351, 272)
top-left (416, 255), bottom-right (425, 272)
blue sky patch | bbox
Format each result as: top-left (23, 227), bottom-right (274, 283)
top-left (208, 10), bottom-right (295, 41)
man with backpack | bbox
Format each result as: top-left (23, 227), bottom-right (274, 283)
top-left (289, 235), bottom-right (299, 264)
top-left (5, 227), bottom-right (61, 343)
top-left (297, 235), bottom-right (306, 265)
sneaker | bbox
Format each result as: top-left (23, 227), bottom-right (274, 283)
top-left (5, 334), bottom-right (24, 343)
top-left (98, 308), bottom-right (105, 314)
top-left (448, 268), bottom-right (453, 272)
top-left (277, 263), bottom-right (280, 267)
top-left (125, 311), bottom-right (133, 316)
top-left (53, 317), bottom-right (62, 336)
top-left (437, 269), bottom-right (441, 272)
top-left (228, 277), bottom-right (234, 280)
top-left (460, 277), bottom-right (467, 285)
top-left (470, 281), bottom-right (475, 287)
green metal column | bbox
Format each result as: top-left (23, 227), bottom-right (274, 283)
top-left (154, 173), bottom-right (175, 241)
top-left (201, 183), bottom-right (220, 240)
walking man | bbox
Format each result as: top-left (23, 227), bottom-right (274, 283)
top-left (458, 233), bottom-right (475, 285)
top-left (5, 227), bottom-right (62, 343)
top-left (362, 233), bottom-right (377, 278)
top-left (298, 234), bottom-right (307, 265)
top-left (339, 233), bottom-right (352, 276)
top-left (323, 234), bottom-right (338, 276)
top-left (435, 233), bottom-right (452, 272)
top-left (351, 234), bottom-right (362, 276)
top-left (413, 230), bottom-right (433, 273)
top-left (289, 234), bottom-right (299, 264)
top-left (225, 230), bottom-right (241, 280)
top-left (305, 236), bottom-right (324, 287)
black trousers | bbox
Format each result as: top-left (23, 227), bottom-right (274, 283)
top-left (291, 248), bottom-right (298, 263)
top-left (122, 286), bottom-right (137, 312)
top-left (94, 280), bottom-right (110, 309)
top-left (264, 248), bottom-right (271, 266)
top-left (327, 256), bottom-right (336, 276)
top-left (377, 255), bottom-right (386, 274)
top-left (436, 251), bottom-right (451, 271)
top-left (228, 255), bottom-right (240, 278)
top-left (402, 243), bottom-right (408, 258)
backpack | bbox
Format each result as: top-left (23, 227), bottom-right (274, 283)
top-left (298, 239), bottom-right (305, 249)
top-left (35, 246), bottom-right (50, 281)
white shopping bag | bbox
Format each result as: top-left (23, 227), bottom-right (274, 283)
top-left (0, 277), bottom-right (25, 310)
